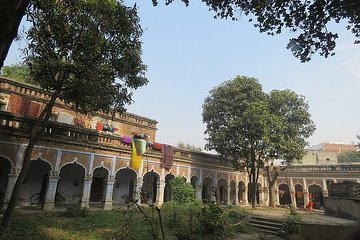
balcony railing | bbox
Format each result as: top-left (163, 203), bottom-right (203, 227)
top-left (0, 111), bottom-right (228, 166)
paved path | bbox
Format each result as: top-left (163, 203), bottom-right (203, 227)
top-left (242, 207), bottom-right (357, 225)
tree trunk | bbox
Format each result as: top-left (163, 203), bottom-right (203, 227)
top-left (0, 93), bottom-right (57, 233)
top-left (0, 0), bottom-right (30, 70)
top-left (268, 183), bottom-right (276, 208)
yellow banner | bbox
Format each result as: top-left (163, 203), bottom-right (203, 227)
top-left (131, 139), bottom-right (143, 170)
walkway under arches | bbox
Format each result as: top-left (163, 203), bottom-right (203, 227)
top-left (19, 158), bottom-right (51, 206)
top-left (113, 168), bottom-right (137, 204)
top-left (57, 162), bottom-right (85, 205)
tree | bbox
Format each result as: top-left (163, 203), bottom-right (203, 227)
top-left (202, 76), bottom-right (315, 208)
top-left (0, 63), bottom-right (34, 84)
top-left (177, 141), bottom-right (202, 152)
top-left (154, 0), bottom-right (360, 62)
top-left (1, 1), bottom-right (360, 70)
top-left (169, 176), bottom-right (196, 204)
top-left (0, 0), bottom-right (147, 233)
top-left (0, 0), bottom-right (29, 70)
top-left (338, 151), bottom-right (360, 163)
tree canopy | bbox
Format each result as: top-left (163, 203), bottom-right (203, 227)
top-left (154, 0), bottom-right (360, 62)
top-left (1, 0), bottom-right (147, 232)
top-left (0, 63), bottom-right (34, 84)
top-left (177, 142), bottom-right (202, 152)
top-left (169, 176), bottom-right (196, 204)
top-left (25, 0), bottom-right (147, 114)
top-left (202, 76), bottom-right (315, 207)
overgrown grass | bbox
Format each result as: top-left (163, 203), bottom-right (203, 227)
top-left (1, 205), bottom-right (256, 240)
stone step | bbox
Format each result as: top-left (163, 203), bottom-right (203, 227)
top-left (246, 216), bottom-right (286, 238)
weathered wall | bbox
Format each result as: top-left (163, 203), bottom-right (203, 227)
top-left (324, 197), bottom-right (360, 221)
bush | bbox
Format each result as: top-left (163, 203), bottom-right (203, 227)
top-left (62, 206), bottom-right (89, 218)
top-left (198, 202), bottom-right (225, 239)
top-left (169, 177), bottom-right (196, 204)
top-left (284, 215), bottom-right (302, 234)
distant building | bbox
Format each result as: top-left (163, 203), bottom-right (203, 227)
top-left (309, 142), bottom-right (357, 154)
top-left (302, 150), bottom-right (338, 165)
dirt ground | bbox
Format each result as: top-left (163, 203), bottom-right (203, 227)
top-left (229, 207), bottom-right (357, 240)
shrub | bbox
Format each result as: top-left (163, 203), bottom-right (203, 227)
top-left (169, 177), bottom-right (196, 204)
top-left (284, 215), bottom-right (302, 234)
top-left (198, 202), bottom-right (225, 239)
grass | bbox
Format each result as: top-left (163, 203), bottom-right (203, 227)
top-left (1, 205), bottom-right (258, 240)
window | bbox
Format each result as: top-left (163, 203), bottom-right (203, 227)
top-left (326, 158), bottom-right (330, 161)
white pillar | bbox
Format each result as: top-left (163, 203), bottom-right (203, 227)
top-left (135, 178), bottom-right (143, 204)
top-left (303, 178), bottom-right (309, 207)
top-left (81, 177), bottom-right (92, 208)
top-left (195, 181), bottom-right (203, 201)
top-left (103, 178), bottom-right (115, 210)
top-left (211, 185), bottom-right (217, 203)
top-left (1, 174), bottom-right (18, 211)
top-left (322, 178), bottom-right (328, 197)
top-left (43, 176), bottom-right (60, 211)
top-left (226, 184), bottom-right (231, 205)
top-left (155, 179), bottom-right (165, 206)
top-left (235, 182), bottom-right (239, 205)
top-left (289, 178), bottom-right (297, 208)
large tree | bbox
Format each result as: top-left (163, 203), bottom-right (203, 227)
top-left (1, 1), bottom-right (360, 70)
top-left (155, 0), bottom-right (360, 62)
top-left (202, 76), bottom-right (315, 208)
top-left (1, 0), bottom-right (147, 232)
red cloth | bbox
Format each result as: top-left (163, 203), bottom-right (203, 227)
top-left (96, 122), bottom-right (103, 131)
top-left (8, 94), bottom-right (23, 114)
top-left (27, 101), bottom-right (40, 117)
top-left (153, 142), bottom-right (163, 151)
top-left (161, 144), bottom-right (173, 169)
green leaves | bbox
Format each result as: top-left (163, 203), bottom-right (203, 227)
top-left (202, 75), bottom-right (315, 164)
top-left (25, 0), bottom-right (147, 114)
top-left (160, 0), bottom-right (360, 62)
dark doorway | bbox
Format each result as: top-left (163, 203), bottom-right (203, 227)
top-left (90, 177), bottom-right (104, 202)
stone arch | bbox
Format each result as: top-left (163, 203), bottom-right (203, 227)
top-left (59, 160), bottom-right (87, 174)
top-left (190, 176), bottom-right (199, 189)
top-left (113, 167), bottom-right (137, 204)
top-left (0, 156), bottom-right (12, 208)
top-left (202, 176), bottom-right (213, 203)
top-left (278, 183), bottom-right (291, 205)
top-left (164, 173), bottom-right (175, 203)
top-left (230, 180), bottom-right (236, 204)
top-left (308, 184), bottom-right (323, 209)
top-left (91, 165), bottom-right (110, 177)
top-left (31, 156), bottom-right (54, 172)
top-left (294, 184), bottom-right (304, 208)
top-left (238, 181), bottom-right (246, 204)
top-left (248, 182), bottom-right (261, 204)
top-left (57, 162), bottom-right (85, 205)
top-left (141, 171), bottom-right (159, 204)
top-left (256, 182), bottom-right (262, 204)
top-left (217, 178), bottom-right (228, 204)
top-left (90, 167), bottom-right (109, 203)
top-left (19, 158), bottom-right (52, 206)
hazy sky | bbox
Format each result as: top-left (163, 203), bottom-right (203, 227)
top-left (5, 1), bottom-right (360, 149)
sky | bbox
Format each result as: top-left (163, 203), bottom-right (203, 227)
top-left (4, 1), bottom-right (360, 150)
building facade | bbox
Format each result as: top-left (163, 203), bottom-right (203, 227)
top-left (1, 78), bottom-right (359, 212)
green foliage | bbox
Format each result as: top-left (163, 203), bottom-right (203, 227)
top-left (198, 202), bottom-right (225, 238)
top-left (202, 76), bottom-right (315, 207)
top-left (284, 215), bottom-right (302, 235)
top-left (156, 0), bottom-right (360, 62)
top-left (113, 208), bottom-right (136, 240)
top-left (0, 64), bottom-right (34, 84)
top-left (169, 176), bottom-right (196, 204)
top-left (25, 0), bottom-right (147, 114)
top-left (62, 207), bottom-right (89, 218)
top-left (177, 142), bottom-right (202, 152)
top-left (338, 151), bottom-right (360, 163)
